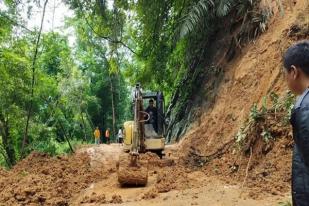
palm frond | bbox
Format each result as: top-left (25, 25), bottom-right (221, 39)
top-left (216, 0), bottom-right (234, 17)
top-left (236, 0), bottom-right (253, 16)
top-left (179, 0), bottom-right (214, 37)
top-left (179, 0), bottom-right (235, 37)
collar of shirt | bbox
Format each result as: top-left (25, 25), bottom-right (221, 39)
top-left (294, 88), bottom-right (309, 109)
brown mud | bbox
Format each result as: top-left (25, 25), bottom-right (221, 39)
top-left (0, 144), bottom-right (291, 206)
top-left (178, 0), bottom-right (308, 201)
top-left (0, 152), bottom-right (106, 206)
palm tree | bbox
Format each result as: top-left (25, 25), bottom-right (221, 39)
top-left (180, 0), bottom-right (234, 37)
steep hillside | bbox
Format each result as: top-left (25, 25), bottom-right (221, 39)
top-left (164, 0), bottom-right (304, 143)
top-left (178, 0), bottom-right (309, 198)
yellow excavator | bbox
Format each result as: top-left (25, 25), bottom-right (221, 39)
top-left (117, 84), bottom-right (165, 186)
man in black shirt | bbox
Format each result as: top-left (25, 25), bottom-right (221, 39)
top-left (145, 99), bottom-right (158, 133)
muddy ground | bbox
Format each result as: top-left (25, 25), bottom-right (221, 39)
top-left (0, 144), bottom-right (290, 206)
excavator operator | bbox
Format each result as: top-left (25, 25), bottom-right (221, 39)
top-left (145, 99), bottom-right (158, 133)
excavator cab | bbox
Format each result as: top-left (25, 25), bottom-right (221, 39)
top-left (142, 91), bottom-right (165, 157)
top-left (122, 90), bottom-right (165, 158)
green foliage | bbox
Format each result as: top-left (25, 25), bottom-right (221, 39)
top-left (179, 0), bottom-right (230, 37)
top-left (235, 126), bottom-right (248, 145)
top-left (120, 0), bottom-right (278, 106)
top-left (270, 91), bottom-right (295, 124)
top-left (235, 91), bottom-right (295, 147)
top-left (0, 7), bottom-right (130, 165)
top-left (261, 129), bottom-right (273, 143)
top-left (30, 138), bottom-right (83, 156)
top-left (249, 96), bottom-right (268, 121)
top-left (39, 33), bottom-right (72, 75)
top-left (249, 103), bottom-right (261, 121)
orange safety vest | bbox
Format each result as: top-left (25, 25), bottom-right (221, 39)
top-left (94, 129), bottom-right (100, 139)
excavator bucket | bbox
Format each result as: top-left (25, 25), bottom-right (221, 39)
top-left (117, 153), bottom-right (148, 186)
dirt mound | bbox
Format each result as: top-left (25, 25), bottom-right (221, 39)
top-left (140, 152), bottom-right (175, 168)
top-left (78, 144), bottom-right (123, 167)
top-left (80, 193), bottom-right (107, 204)
top-left (142, 188), bottom-right (159, 200)
top-left (110, 194), bottom-right (123, 204)
top-left (79, 192), bottom-right (123, 204)
top-left (0, 152), bottom-right (107, 206)
top-left (155, 166), bottom-right (191, 193)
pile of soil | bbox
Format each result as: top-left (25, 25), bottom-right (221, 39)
top-left (80, 193), bottom-right (107, 204)
top-left (141, 152), bottom-right (175, 168)
top-left (110, 194), bottom-right (123, 204)
top-left (0, 152), bottom-right (107, 206)
top-left (142, 188), bottom-right (158, 200)
top-left (79, 193), bottom-right (123, 204)
top-left (155, 166), bottom-right (191, 193)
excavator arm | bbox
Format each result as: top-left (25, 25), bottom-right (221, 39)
top-left (117, 84), bottom-right (149, 186)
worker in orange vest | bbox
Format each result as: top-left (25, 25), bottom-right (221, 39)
top-left (105, 128), bottom-right (110, 144)
top-left (93, 127), bottom-right (101, 145)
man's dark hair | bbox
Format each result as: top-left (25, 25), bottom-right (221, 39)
top-left (149, 99), bottom-right (154, 103)
top-left (284, 40), bottom-right (309, 75)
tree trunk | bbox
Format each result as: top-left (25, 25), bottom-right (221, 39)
top-left (80, 112), bottom-right (88, 142)
top-left (109, 74), bottom-right (116, 142)
top-left (21, 0), bottom-right (49, 157)
top-left (58, 121), bottom-right (74, 153)
top-left (85, 110), bottom-right (95, 130)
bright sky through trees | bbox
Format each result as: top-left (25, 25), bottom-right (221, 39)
top-left (15, 0), bottom-right (76, 46)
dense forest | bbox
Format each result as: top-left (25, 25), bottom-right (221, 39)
top-left (0, 0), bottom-right (277, 168)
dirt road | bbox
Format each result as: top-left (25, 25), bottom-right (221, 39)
top-left (71, 144), bottom-right (290, 206)
top-left (0, 144), bottom-right (291, 205)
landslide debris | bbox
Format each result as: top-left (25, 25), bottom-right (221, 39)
top-left (0, 152), bottom-right (107, 206)
top-left (179, 1), bottom-right (309, 199)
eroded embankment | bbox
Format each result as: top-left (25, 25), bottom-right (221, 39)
top-left (178, 0), bottom-right (309, 199)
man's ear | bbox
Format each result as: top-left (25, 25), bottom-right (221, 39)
top-left (290, 65), bottom-right (299, 79)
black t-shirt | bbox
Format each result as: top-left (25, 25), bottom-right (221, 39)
top-left (145, 106), bottom-right (157, 125)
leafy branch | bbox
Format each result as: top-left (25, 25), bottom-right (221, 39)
top-left (76, 0), bottom-right (137, 55)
